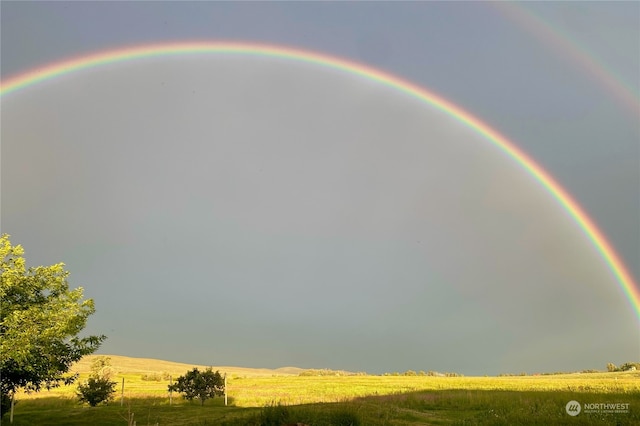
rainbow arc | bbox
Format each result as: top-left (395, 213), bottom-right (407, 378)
top-left (2, 42), bottom-right (638, 322)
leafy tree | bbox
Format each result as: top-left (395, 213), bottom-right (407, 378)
top-left (76, 356), bottom-right (116, 406)
top-left (0, 234), bottom-right (105, 418)
top-left (168, 368), bottom-right (224, 406)
top-left (607, 363), bottom-right (618, 372)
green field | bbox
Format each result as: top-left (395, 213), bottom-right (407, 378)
top-left (7, 355), bottom-right (640, 425)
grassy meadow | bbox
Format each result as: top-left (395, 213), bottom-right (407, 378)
top-left (6, 355), bottom-right (640, 425)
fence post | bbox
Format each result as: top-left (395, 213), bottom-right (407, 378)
top-left (121, 377), bottom-right (125, 406)
top-left (224, 373), bottom-right (227, 407)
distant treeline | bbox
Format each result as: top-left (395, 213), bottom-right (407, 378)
top-left (299, 369), bottom-right (367, 377)
top-left (302, 363), bottom-right (640, 378)
top-left (498, 362), bottom-right (640, 377)
top-left (382, 370), bottom-right (463, 377)
top-left (298, 369), bottom-right (464, 377)
top-left (141, 371), bottom-right (172, 381)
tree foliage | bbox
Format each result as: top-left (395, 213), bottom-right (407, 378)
top-left (0, 234), bottom-right (105, 415)
top-left (168, 368), bottom-right (224, 406)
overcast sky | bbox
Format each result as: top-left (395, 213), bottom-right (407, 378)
top-left (1, 1), bottom-right (638, 376)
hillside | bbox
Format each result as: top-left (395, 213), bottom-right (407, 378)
top-left (73, 354), bottom-right (305, 377)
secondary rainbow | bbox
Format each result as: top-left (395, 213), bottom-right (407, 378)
top-left (494, 2), bottom-right (640, 117)
top-left (2, 41), bottom-right (639, 322)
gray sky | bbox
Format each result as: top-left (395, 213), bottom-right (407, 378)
top-left (1, 1), bottom-right (638, 375)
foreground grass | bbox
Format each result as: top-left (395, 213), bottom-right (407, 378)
top-left (7, 396), bottom-right (255, 426)
top-left (9, 388), bottom-right (640, 425)
top-left (9, 367), bottom-right (640, 425)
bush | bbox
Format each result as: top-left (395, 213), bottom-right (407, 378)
top-left (619, 362), bottom-right (640, 372)
top-left (168, 368), bottom-right (224, 406)
top-left (76, 377), bottom-right (117, 406)
top-left (141, 373), bottom-right (160, 381)
top-left (141, 371), bottom-right (170, 381)
top-left (606, 362), bottom-right (639, 372)
top-left (76, 356), bottom-right (116, 406)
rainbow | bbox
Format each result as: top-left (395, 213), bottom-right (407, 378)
top-left (494, 2), bottom-right (640, 117)
top-left (2, 41), bottom-right (639, 322)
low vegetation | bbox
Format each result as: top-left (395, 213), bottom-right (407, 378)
top-left (608, 362), bottom-right (639, 372)
top-left (6, 355), bottom-right (640, 425)
top-left (76, 356), bottom-right (117, 407)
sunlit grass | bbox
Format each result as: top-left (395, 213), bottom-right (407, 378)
top-left (9, 355), bottom-right (640, 425)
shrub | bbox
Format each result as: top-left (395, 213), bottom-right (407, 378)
top-left (605, 362), bottom-right (638, 372)
top-left (168, 368), bottom-right (224, 406)
top-left (141, 372), bottom-right (170, 381)
top-left (76, 356), bottom-right (116, 406)
top-left (619, 362), bottom-right (640, 372)
top-left (141, 373), bottom-right (159, 381)
top-left (76, 377), bottom-right (117, 406)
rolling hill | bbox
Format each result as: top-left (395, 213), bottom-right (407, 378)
top-left (73, 354), bottom-right (306, 377)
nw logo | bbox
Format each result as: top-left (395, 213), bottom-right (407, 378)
top-left (566, 400), bottom-right (581, 416)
